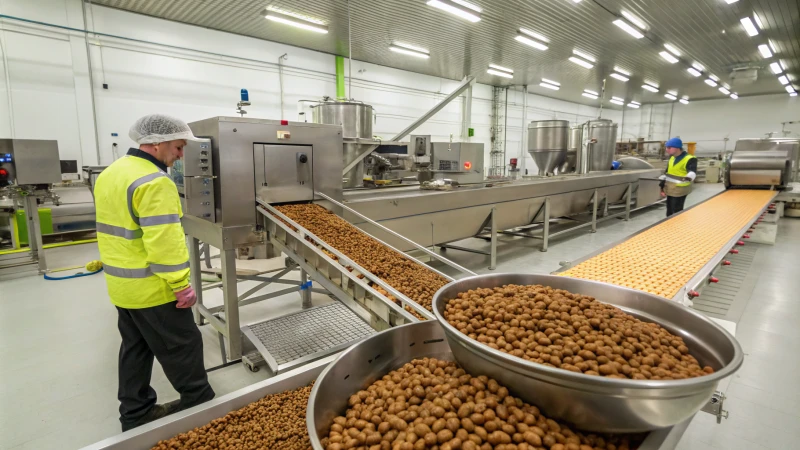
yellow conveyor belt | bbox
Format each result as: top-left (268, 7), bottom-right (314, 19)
top-left (560, 190), bottom-right (776, 298)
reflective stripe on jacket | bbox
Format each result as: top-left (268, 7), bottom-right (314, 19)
top-left (94, 155), bottom-right (190, 309)
top-left (667, 153), bottom-right (696, 187)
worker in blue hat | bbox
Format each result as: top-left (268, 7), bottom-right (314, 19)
top-left (659, 137), bottom-right (697, 217)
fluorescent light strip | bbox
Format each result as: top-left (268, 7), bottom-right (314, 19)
top-left (265, 11), bottom-right (329, 33)
top-left (519, 28), bottom-right (549, 43)
top-left (664, 94), bottom-right (677, 100)
top-left (426, 0), bottom-right (481, 22)
top-left (515, 34), bottom-right (548, 51)
top-left (679, 98), bottom-right (690, 105)
top-left (719, 86), bottom-right (730, 95)
top-left (770, 62), bottom-right (783, 74)
top-left (613, 67), bottom-right (631, 76)
top-left (709, 74), bottom-right (719, 81)
top-left (642, 84), bottom-right (659, 92)
top-left (392, 42), bottom-right (429, 54)
top-left (730, 93), bottom-right (739, 99)
top-left (627, 103), bottom-right (640, 108)
top-left (487, 69), bottom-right (513, 79)
top-left (768, 40), bottom-right (777, 54)
top-left (488, 63), bottom-right (513, 74)
top-left (584, 89), bottom-right (599, 96)
top-left (758, 44), bottom-right (773, 58)
top-left (740, 17), bottom-right (758, 36)
top-left (664, 44), bottom-right (681, 56)
top-left (569, 56), bottom-right (594, 69)
top-left (753, 13), bottom-right (764, 30)
top-left (725, 0), bottom-right (739, 3)
top-left (610, 73), bottom-right (630, 82)
top-left (612, 96), bottom-right (625, 101)
top-left (389, 45), bottom-right (430, 58)
top-left (539, 82), bottom-right (560, 91)
top-left (572, 50), bottom-right (596, 62)
top-left (582, 93), bottom-right (599, 99)
top-left (644, 81), bottom-right (659, 88)
top-left (621, 11), bottom-right (647, 29)
top-left (610, 99), bottom-right (625, 105)
top-left (692, 62), bottom-right (705, 71)
top-left (659, 51), bottom-right (679, 64)
top-left (778, 75), bottom-right (790, 85)
top-left (705, 78), bottom-right (718, 87)
top-left (613, 19), bottom-right (645, 39)
top-left (542, 78), bottom-right (561, 86)
top-left (791, 93), bottom-right (798, 97)
top-left (787, 85), bottom-right (797, 94)
top-left (687, 67), bottom-right (702, 77)
top-left (630, 101), bottom-right (641, 105)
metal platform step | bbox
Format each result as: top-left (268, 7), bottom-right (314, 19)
top-left (241, 301), bottom-right (374, 374)
top-left (691, 244), bottom-right (759, 320)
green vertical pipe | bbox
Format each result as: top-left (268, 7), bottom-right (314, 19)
top-left (335, 55), bottom-right (346, 100)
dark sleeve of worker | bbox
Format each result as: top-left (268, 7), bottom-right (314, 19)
top-left (686, 158), bottom-right (698, 175)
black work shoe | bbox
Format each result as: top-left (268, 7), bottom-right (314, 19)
top-left (121, 401), bottom-right (180, 432)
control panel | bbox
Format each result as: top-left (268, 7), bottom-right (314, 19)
top-left (0, 139), bottom-right (62, 187)
top-left (183, 138), bottom-right (216, 222)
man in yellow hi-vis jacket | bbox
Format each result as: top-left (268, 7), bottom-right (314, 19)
top-left (659, 137), bottom-right (698, 217)
top-left (95, 114), bottom-right (214, 431)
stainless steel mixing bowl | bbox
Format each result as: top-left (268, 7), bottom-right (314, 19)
top-left (431, 273), bottom-right (743, 433)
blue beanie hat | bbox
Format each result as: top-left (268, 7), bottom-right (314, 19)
top-left (665, 137), bottom-right (683, 149)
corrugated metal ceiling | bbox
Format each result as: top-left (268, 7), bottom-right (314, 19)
top-left (91, 0), bottom-right (799, 107)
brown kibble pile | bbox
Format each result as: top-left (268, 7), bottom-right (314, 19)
top-left (151, 385), bottom-right (313, 450)
top-left (276, 204), bottom-right (449, 318)
top-left (323, 358), bottom-right (642, 450)
top-left (445, 284), bottom-right (714, 380)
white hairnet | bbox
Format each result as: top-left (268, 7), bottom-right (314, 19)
top-left (129, 114), bottom-right (202, 145)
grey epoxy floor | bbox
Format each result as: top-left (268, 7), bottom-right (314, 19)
top-left (2, 183), bottom-right (798, 449)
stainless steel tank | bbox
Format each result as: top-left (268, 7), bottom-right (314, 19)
top-left (528, 120), bottom-right (569, 176)
top-left (580, 119), bottom-right (618, 172)
top-left (562, 125), bottom-right (582, 173)
top-left (311, 100), bottom-right (374, 188)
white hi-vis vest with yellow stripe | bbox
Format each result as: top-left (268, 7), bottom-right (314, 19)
top-left (94, 155), bottom-right (190, 309)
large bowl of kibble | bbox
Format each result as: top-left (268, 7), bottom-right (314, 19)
top-left (307, 320), bottom-right (650, 450)
top-left (431, 273), bottom-right (743, 433)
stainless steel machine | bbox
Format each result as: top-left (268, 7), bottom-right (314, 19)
top-left (310, 99), bottom-right (375, 188)
top-left (528, 120), bottom-right (568, 176)
top-left (0, 139), bottom-right (62, 278)
top-left (579, 119), bottom-right (619, 173)
top-left (562, 124), bottom-right (582, 173)
top-left (723, 138), bottom-right (798, 189)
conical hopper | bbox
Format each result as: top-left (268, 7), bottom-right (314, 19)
top-left (528, 120), bottom-right (569, 175)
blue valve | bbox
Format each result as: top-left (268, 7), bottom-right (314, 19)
top-left (240, 89), bottom-right (249, 102)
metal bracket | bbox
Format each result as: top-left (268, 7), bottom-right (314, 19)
top-left (701, 391), bottom-right (729, 424)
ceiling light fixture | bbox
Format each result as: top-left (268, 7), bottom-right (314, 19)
top-left (791, 93), bottom-right (798, 97)
top-left (730, 93), bottom-right (739, 99)
top-left (515, 34), bottom-right (549, 51)
top-left (389, 42), bottom-right (430, 58)
top-left (719, 86), bottom-right (731, 95)
top-left (487, 64), bottom-right (514, 78)
top-left (542, 78), bottom-right (561, 86)
top-left (630, 101), bottom-right (641, 105)
top-left (725, 0), bottom-right (739, 3)
top-left (687, 67), bottom-right (702, 77)
top-left (613, 67), bottom-right (631, 76)
top-left (584, 89), bottom-right (599, 96)
top-left (679, 97), bottom-right (690, 105)
top-left (569, 56), bottom-right (594, 69)
top-left (642, 84), bottom-right (659, 93)
top-left (778, 75), bottom-right (790, 85)
top-left (770, 62), bottom-right (783, 74)
top-left (612, 96), bottom-right (625, 101)
top-left (610, 99), bottom-right (625, 105)
top-left (539, 82), bottom-right (560, 90)
top-left (264, 10), bottom-right (329, 33)
top-left (582, 93), bottom-right (599, 99)
top-left (664, 93), bottom-right (677, 100)
top-left (768, 40), bottom-right (778, 54)
top-left (705, 78), bottom-right (718, 87)
top-left (613, 19), bottom-right (645, 39)
top-left (758, 44), bottom-right (773, 58)
top-left (426, 0), bottom-right (481, 22)
top-left (519, 28), bottom-right (550, 43)
top-left (785, 85), bottom-right (796, 94)
top-left (659, 51), bottom-right (679, 64)
top-left (627, 103), bottom-right (640, 108)
top-left (572, 50), bottom-right (597, 62)
top-left (752, 13), bottom-right (764, 30)
top-left (740, 17), bottom-right (758, 36)
top-left (692, 62), bottom-right (705, 71)
top-left (664, 44), bottom-right (681, 56)
top-left (621, 11), bottom-right (647, 29)
top-left (610, 73), bottom-right (630, 82)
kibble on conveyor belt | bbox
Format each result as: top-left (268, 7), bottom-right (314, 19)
top-left (275, 204), bottom-right (449, 319)
top-left (561, 190), bottom-right (775, 298)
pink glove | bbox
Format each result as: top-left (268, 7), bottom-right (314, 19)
top-left (175, 286), bottom-right (197, 308)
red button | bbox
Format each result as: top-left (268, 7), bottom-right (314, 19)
top-left (688, 290), bottom-right (700, 298)
top-left (280, 120), bottom-right (289, 126)
top-left (710, 277), bottom-right (719, 283)
top-left (723, 260), bottom-right (731, 266)
top-left (464, 161), bottom-right (472, 170)
top-left (730, 249), bottom-right (739, 254)
top-left (0, 168), bottom-right (7, 178)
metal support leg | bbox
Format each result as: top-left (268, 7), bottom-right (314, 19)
top-left (625, 183), bottom-right (632, 221)
top-left (188, 236), bottom-right (205, 326)
top-left (220, 248), bottom-right (241, 360)
top-left (541, 197), bottom-right (551, 252)
top-left (300, 269), bottom-right (312, 309)
top-left (24, 195), bottom-right (47, 273)
top-left (489, 207), bottom-right (497, 270)
top-left (591, 189), bottom-right (599, 233)
top-left (202, 243), bottom-right (212, 268)
top-left (217, 331), bottom-right (227, 365)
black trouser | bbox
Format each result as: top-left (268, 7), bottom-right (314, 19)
top-left (116, 302), bottom-right (214, 430)
top-left (666, 195), bottom-right (688, 217)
